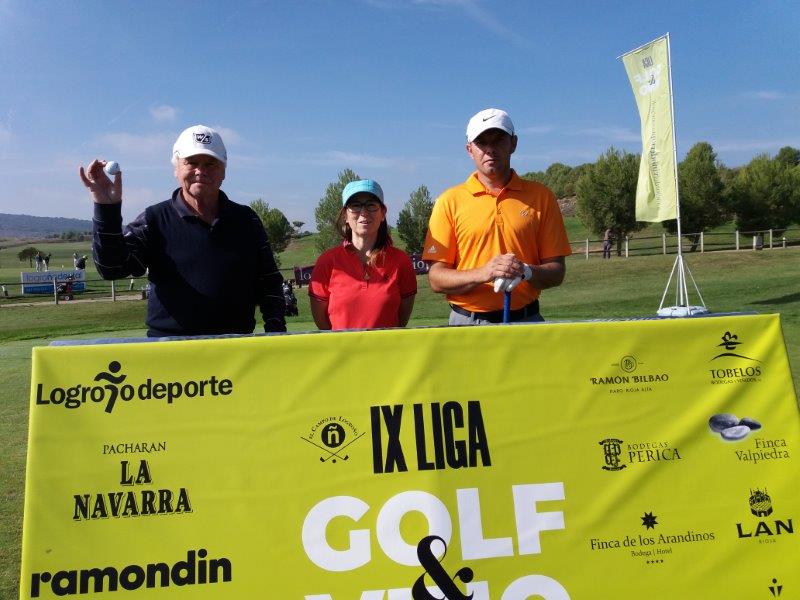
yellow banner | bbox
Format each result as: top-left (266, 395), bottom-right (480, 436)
top-left (623, 35), bottom-right (678, 222)
top-left (21, 314), bottom-right (800, 598)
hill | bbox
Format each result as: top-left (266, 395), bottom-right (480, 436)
top-left (0, 213), bottom-right (92, 237)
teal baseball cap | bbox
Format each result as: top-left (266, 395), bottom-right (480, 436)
top-left (342, 179), bottom-right (384, 205)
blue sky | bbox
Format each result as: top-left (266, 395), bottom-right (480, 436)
top-left (1, 0), bottom-right (798, 228)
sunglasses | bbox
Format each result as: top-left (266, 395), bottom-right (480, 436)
top-left (346, 201), bottom-right (382, 213)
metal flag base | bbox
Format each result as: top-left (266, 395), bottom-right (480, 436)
top-left (657, 254), bottom-right (709, 318)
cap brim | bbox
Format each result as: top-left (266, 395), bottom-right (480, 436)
top-left (174, 149), bottom-right (227, 164)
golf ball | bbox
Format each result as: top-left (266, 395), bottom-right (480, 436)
top-left (104, 161), bottom-right (120, 176)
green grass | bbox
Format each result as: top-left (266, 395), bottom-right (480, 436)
top-left (1, 244), bottom-right (799, 598)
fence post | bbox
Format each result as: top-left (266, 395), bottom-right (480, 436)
top-left (129, 278), bottom-right (135, 291)
top-left (700, 231), bottom-right (704, 253)
top-left (769, 229), bottom-right (773, 249)
top-left (735, 230), bottom-right (740, 250)
top-left (625, 236), bottom-right (629, 258)
top-left (585, 239), bottom-right (589, 260)
top-left (53, 280), bottom-right (59, 305)
top-left (662, 233), bottom-right (666, 255)
top-left (111, 280), bottom-right (116, 302)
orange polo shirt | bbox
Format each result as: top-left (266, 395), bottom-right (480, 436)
top-left (422, 170), bottom-right (571, 313)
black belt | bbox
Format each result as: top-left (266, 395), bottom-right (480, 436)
top-left (449, 299), bottom-right (540, 324)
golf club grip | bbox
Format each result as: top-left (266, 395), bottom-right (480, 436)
top-left (503, 291), bottom-right (511, 323)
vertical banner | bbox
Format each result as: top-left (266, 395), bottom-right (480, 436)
top-left (20, 314), bottom-right (800, 598)
top-left (622, 35), bottom-right (678, 223)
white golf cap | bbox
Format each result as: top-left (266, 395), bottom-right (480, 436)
top-left (466, 108), bottom-right (515, 143)
top-left (172, 125), bottom-right (227, 165)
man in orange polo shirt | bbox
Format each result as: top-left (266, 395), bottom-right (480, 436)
top-left (422, 108), bottom-right (571, 324)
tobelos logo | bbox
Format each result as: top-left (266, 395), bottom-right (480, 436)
top-left (36, 361), bottom-right (233, 414)
top-left (712, 331), bottom-right (761, 362)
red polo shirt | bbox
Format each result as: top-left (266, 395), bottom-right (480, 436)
top-left (309, 244), bottom-right (417, 329)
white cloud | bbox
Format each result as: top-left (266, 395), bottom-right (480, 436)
top-left (299, 150), bottom-right (418, 171)
top-left (0, 121), bottom-right (11, 146)
top-left (569, 126), bottom-right (640, 143)
top-left (94, 132), bottom-right (175, 157)
top-left (150, 104), bottom-right (178, 122)
top-left (712, 138), bottom-right (800, 153)
top-left (209, 125), bottom-right (242, 145)
top-left (519, 125), bottom-right (555, 135)
top-left (370, 0), bottom-right (530, 49)
top-left (742, 90), bottom-right (786, 101)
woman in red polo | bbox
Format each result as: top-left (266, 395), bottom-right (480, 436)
top-left (309, 179), bottom-right (417, 330)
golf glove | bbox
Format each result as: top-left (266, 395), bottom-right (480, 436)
top-left (493, 264), bottom-right (533, 293)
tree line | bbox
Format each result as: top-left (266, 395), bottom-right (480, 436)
top-left (245, 143), bottom-right (799, 265)
top-left (523, 144), bottom-right (800, 250)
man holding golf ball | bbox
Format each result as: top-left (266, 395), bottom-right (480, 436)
top-left (79, 124), bottom-right (286, 337)
top-left (422, 109), bottom-right (571, 324)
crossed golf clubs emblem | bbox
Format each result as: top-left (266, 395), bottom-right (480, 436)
top-left (301, 432), bottom-right (365, 464)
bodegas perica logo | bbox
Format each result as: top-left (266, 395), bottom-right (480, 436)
top-left (709, 331), bottom-right (763, 385)
top-left (301, 416), bottom-right (364, 464)
top-left (35, 361), bottom-right (234, 414)
top-left (598, 437), bottom-right (682, 471)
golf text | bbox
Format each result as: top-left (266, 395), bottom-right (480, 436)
top-left (301, 483), bottom-right (569, 599)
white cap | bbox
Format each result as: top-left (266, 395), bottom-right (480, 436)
top-left (466, 108), bottom-right (515, 143)
top-left (172, 125), bottom-right (227, 165)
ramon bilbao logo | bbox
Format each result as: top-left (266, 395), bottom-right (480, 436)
top-left (35, 361), bottom-right (234, 414)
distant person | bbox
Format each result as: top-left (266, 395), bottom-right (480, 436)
top-left (34, 251), bottom-right (43, 272)
top-left (75, 255), bottom-right (87, 270)
top-left (422, 108), bottom-right (571, 324)
top-left (602, 227), bottom-right (614, 259)
top-left (43, 253), bottom-right (51, 271)
top-left (309, 179), bottom-right (417, 330)
top-left (79, 124), bottom-right (286, 337)
top-left (73, 252), bottom-right (79, 269)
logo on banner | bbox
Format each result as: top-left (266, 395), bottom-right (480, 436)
top-left (590, 355), bottom-right (669, 394)
top-left (709, 331), bottom-right (763, 384)
top-left (301, 416), bottom-right (365, 464)
top-left (632, 62), bottom-right (662, 96)
top-left (589, 510), bottom-right (715, 559)
top-left (599, 438), bottom-right (626, 471)
top-left (736, 488), bottom-right (795, 541)
top-left (35, 361), bottom-right (233, 414)
top-left (598, 438), bottom-right (682, 470)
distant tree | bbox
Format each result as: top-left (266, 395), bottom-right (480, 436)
top-left (396, 185), bottom-right (433, 254)
top-left (521, 163), bottom-right (589, 198)
top-left (314, 169), bottom-right (360, 254)
top-left (576, 148), bottom-right (647, 253)
top-left (662, 142), bottom-right (728, 251)
top-left (250, 199), bottom-right (293, 267)
top-left (17, 247), bottom-right (40, 267)
top-left (727, 153), bottom-right (800, 232)
top-left (775, 146), bottom-right (800, 168)
top-left (291, 220), bottom-right (305, 236)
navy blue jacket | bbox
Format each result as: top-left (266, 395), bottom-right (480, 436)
top-left (93, 190), bottom-right (286, 337)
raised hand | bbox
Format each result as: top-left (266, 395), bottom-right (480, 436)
top-left (79, 159), bottom-right (122, 204)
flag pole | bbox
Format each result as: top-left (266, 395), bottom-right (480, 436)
top-left (656, 33), bottom-right (707, 317)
